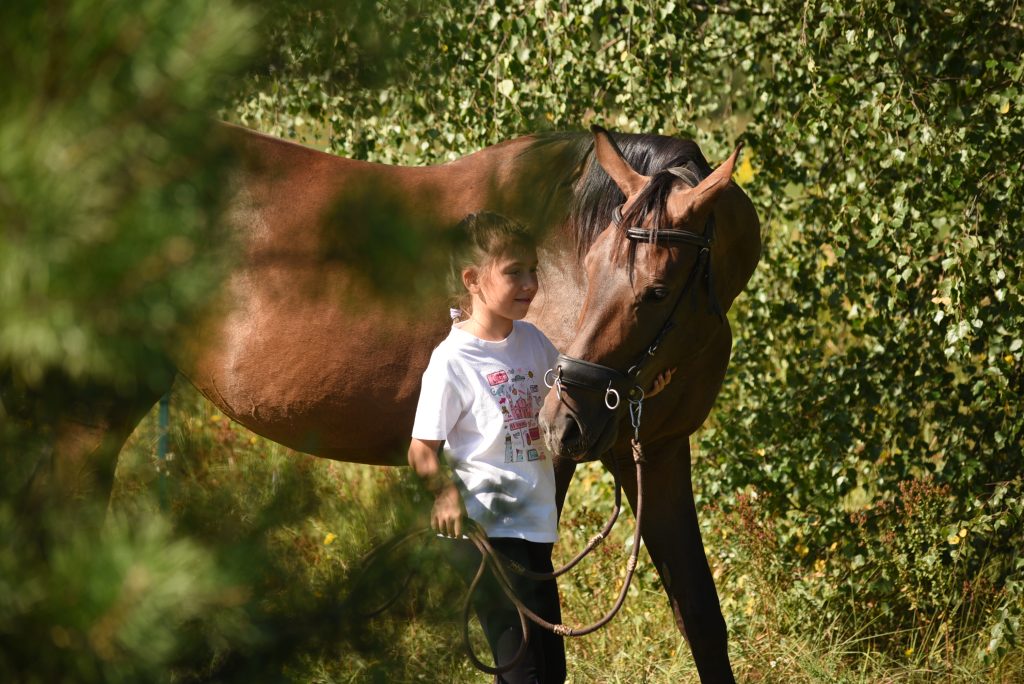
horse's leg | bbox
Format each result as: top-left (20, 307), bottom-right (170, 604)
top-left (552, 453), bottom-right (577, 518)
top-left (16, 366), bottom-right (176, 512)
top-left (614, 437), bottom-right (735, 684)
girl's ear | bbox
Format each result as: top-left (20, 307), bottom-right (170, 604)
top-left (462, 266), bottom-right (480, 294)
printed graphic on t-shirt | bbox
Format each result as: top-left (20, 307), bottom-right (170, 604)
top-left (487, 368), bottom-right (546, 463)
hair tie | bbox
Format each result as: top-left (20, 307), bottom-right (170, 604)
top-left (449, 307), bottom-right (463, 321)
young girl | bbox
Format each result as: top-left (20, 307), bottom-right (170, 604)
top-left (409, 212), bottom-right (672, 683)
top-left (408, 211), bottom-right (564, 683)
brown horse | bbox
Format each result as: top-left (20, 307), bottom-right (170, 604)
top-left (23, 122), bottom-right (759, 682)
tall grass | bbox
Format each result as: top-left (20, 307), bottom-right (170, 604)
top-left (113, 380), bottom-right (1024, 682)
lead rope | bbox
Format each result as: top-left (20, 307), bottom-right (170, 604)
top-left (350, 395), bottom-right (647, 676)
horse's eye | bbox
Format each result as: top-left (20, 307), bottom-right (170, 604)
top-left (643, 287), bottom-right (670, 303)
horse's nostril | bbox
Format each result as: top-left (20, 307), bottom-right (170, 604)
top-left (560, 416), bottom-right (584, 453)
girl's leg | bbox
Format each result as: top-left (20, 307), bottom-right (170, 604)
top-left (485, 539), bottom-right (565, 684)
top-left (524, 541), bottom-right (565, 684)
top-left (446, 538), bottom-right (565, 683)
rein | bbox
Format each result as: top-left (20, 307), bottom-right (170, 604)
top-left (457, 422), bottom-right (647, 674)
top-left (349, 438), bottom-right (641, 675)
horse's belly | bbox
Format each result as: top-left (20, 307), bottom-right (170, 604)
top-left (181, 266), bottom-right (448, 461)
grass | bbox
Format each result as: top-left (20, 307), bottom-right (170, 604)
top-left (111, 379), bottom-right (1024, 683)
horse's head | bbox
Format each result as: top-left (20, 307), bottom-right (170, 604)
top-left (541, 126), bottom-right (760, 462)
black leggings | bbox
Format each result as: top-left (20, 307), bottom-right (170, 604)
top-left (450, 537), bottom-right (566, 684)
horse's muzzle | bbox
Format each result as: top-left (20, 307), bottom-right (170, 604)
top-left (541, 410), bottom-right (586, 460)
top-left (541, 400), bottom-right (618, 463)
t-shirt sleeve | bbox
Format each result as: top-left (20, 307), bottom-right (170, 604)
top-left (411, 352), bottom-right (465, 441)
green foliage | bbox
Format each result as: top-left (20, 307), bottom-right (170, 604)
top-left (232, 0), bottom-right (745, 159)
top-left (0, 0), bottom-right (255, 391)
top-left (0, 504), bottom-right (252, 682)
top-left (114, 382), bottom-right (480, 682)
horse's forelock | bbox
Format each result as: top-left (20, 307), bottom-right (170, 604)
top-left (530, 132), bottom-right (710, 261)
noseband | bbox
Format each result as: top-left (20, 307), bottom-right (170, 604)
top-left (544, 162), bottom-right (724, 421)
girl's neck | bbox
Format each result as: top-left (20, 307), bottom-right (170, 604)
top-left (461, 311), bottom-right (514, 342)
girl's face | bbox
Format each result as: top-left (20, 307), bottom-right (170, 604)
top-left (466, 245), bottom-right (539, 324)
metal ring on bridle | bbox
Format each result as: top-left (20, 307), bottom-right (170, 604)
top-left (604, 383), bottom-right (620, 410)
top-left (544, 367), bottom-right (564, 401)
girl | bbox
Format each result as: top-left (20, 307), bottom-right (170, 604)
top-left (408, 212), bottom-right (672, 683)
top-left (409, 211), bottom-right (564, 683)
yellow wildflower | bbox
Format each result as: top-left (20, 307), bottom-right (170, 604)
top-left (947, 534), bottom-right (960, 545)
top-left (210, 414), bottom-right (221, 423)
top-left (959, 528), bottom-right (968, 538)
top-left (324, 533), bottom-right (337, 546)
top-left (905, 646), bottom-right (914, 657)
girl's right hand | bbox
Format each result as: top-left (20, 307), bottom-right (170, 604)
top-left (432, 482), bottom-right (466, 538)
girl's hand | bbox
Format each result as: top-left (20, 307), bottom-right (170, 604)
top-left (432, 482), bottom-right (467, 538)
top-left (646, 368), bottom-right (676, 398)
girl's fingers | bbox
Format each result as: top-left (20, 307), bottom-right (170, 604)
top-left (647, 368), bottom-right (678, 398)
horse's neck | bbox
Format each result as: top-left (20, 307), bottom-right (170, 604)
top-left (430, 135), bottom-right (559, 220)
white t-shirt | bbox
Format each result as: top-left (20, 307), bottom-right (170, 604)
top-left (412, 320), bottom-right (560, 542)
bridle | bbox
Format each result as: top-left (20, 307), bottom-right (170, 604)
top-left (544, 162), bottom-right (724, 437)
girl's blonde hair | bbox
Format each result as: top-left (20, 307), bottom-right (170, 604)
top-left (449, 212), bottom-right (536, 317)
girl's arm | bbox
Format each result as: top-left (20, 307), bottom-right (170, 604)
top-left (408, 438), bottom-right (466, 538)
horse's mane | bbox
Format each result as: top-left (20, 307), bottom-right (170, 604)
top-left (519, 131), bottom-right (712, 261)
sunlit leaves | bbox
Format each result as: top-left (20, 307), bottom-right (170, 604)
top-left (0, 0), bottom-right (257, 392)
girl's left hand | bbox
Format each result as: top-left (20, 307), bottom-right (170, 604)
top-left (646, 368), bottom-right (676, 398)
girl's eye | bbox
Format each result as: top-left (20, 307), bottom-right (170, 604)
top-left (643, 287), bottom-right (670, 303)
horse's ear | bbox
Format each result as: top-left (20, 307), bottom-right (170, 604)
top-left (591, 125), bottom-right (648, 198)
top-left (690, 143), bottom-right (743, 209)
